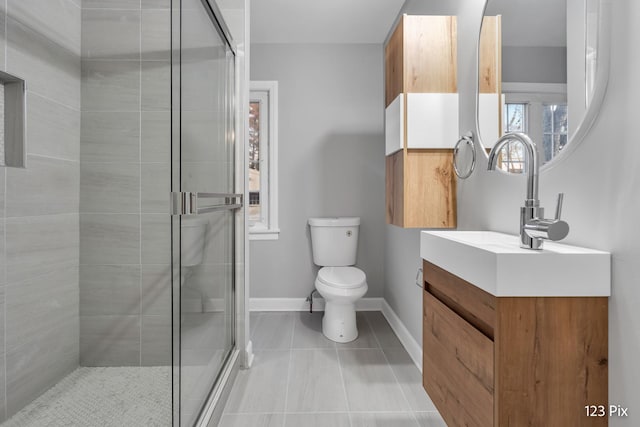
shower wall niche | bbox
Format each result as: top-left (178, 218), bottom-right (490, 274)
top-left (0, 70), bottom-right (26, 168)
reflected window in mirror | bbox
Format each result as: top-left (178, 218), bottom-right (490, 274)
top-left (542, 103), bottom-right (568, 162)
top-left (497, 102), bottom-right (528, 173)
top-left (496, 138), bottom-right (526, 174)
top-left (504, 103), bottom-right (527, 134)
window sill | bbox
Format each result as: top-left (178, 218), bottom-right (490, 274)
top-left (249, 228), bottom-right (280, 241)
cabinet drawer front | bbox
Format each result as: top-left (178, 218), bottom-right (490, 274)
top-left (423, 291), bottom-right (494, 427)
top-left (424, 260), bottom-right (495, 338)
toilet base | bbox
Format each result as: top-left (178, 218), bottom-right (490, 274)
top-left (322, 302), bottom-right (358, 343)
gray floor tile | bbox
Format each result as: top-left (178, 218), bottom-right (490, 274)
top-left (414, 411), bottom-right (447, 427)
top-left (219, 413), bottom-right (285, 427)
top-left (364, 311), bottom-right (403, 348)
top-left (335, 312), bottom-right (379, 349)
top-left (252, 313), bottom-right (294, 350)
top-left (286, 349), bottom-right (347, 412)
top-left (224, 350), bottom-right (289, 413)
top-left (383, 347), bottom-right (437, 412)
top-left (338, 349), bottom-right (411, 412)
top-left (291, 312), bottom-right (336, 349)
top-left (233, 311), bottom-right (445, 425)
top-left (285, 413), bottom-right (350, 427)
top-left (350, 412), bottom-right (420, 427)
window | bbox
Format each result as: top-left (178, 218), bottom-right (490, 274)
top-left (542, 104), bottom-right (568, 163)
top-left (500, 83), bottom-right (568, 170)
top-left (249, 81), bottom-right (279, 240)
top-left (498, 103), bottom-right (528, 173)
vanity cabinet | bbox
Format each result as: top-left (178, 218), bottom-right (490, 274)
top-left (422, 260), bottom-right (608, 427)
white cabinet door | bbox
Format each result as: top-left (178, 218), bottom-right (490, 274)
top-left (407, 93), bottom-right (459, 149)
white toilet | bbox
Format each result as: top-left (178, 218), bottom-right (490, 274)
top-left (181, 217), bottom-right (208, 312)
top-left (308, 217), bottom-right (368, 343)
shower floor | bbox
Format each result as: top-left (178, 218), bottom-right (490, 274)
top-left (4, 367), bottom-right (172, 427)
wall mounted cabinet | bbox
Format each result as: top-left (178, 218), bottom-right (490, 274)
top-left (384, 15), bottom-right (501, 228)
top-left (384, 15), bottom-right (459, 228)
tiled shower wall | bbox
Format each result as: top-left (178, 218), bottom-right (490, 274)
top-left (79, 0), bottom-right (172, 367)
top-left (0, 0), bottom-right (82, 420)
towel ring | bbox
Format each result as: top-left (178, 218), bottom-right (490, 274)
top-left (453, 132), bottom-right (476, 179)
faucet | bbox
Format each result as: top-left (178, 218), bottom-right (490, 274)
top-left (487, 132), bottom-right (569, 250)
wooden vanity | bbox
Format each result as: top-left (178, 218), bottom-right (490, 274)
top-left (422, 259), bottom-right (608, 426)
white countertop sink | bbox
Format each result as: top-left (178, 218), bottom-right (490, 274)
top-left (420, 231), bottom-right (610, 297)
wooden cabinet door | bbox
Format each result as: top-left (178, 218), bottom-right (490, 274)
top-left (423, 291), bottom-right (494, 427)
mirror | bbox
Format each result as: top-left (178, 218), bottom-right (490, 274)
top-left (476, 0), bottom-right (609, 173)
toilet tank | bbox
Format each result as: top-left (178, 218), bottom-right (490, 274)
top-left (181, 217), bottom-right (207, 267)
top-left (308, 217), bottom-right (360, 266)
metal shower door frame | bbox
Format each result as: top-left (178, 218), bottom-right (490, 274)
top-left (170, 1), bottom-right (241, 425)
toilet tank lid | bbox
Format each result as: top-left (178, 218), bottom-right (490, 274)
top-left (308, 217), bottom-right (360, 227)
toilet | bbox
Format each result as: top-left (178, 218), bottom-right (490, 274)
top-left (181, 217), bottom-right (208, 312)
top-left (308, 217), bottom-right (368, 343)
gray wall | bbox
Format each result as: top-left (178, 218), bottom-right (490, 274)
top-left (250, 44), bottom-right (386, 299)
top-left (0, 0), bottom-right (81, 420)
top-left (386, 0), bottom-right (640, 421)
top-left (79, 0), bottom-right (171, 367)
top-left (502, 46), bottom-right (567, 83)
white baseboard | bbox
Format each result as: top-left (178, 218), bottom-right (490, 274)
top-left (245, 340), bottom-right (254, 368)
top-left (381, 300), bottom-right (423, 372)
top-left (249, 297), bottom-right (383, 312)
top-left (203, 298), bottom-right (225, 312)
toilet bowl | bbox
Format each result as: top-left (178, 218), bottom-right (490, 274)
top-left (308, 217), bottom-right (368, 343)
top-left (315, 266), bottom-right (367, 342)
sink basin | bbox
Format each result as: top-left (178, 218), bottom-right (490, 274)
top-left (420, 231), bottom-right (610, 297)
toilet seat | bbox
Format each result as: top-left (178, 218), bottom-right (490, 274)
top-left (317, 266), bottom-right (366, 289)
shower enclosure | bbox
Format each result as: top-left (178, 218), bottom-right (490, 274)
top-left (172, 0), bottom-right (242, 424)
top-left (0, 0), bottom-right (243, 426)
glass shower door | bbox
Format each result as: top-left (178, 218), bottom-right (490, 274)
top-left (171, 0), bottom-right (238, 425)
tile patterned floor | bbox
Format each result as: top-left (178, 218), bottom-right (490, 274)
top-left (221, 311), bottom-right (446, 427)
top-left (3, 367), bottom-right (171, 426)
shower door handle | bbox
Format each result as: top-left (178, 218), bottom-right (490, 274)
top-left (170, 192), bottom-right (243, 216)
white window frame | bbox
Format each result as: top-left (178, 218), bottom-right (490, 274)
top-left (249, 81), bottom-right (279, 240)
